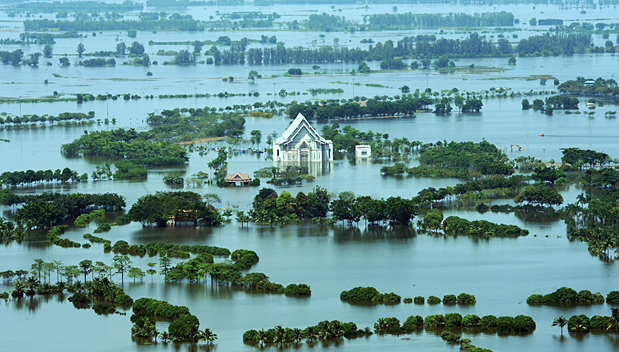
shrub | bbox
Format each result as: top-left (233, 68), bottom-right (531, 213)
top-left (443, 294), bottom-right (457, 305)
top-left (440, 331), bottom-right (460, 342)
top-left (567, 314), bottom-right (590, 332)
top-left (427, 295), bottom-right (441, 304)
top-left (526, 294), bottom-right (544, 304)
top-left (462, 314), bottom-right (481, 328)
top-left (382, 292), bottom-right (401, 304)
top-left (284, 284), bottom-right (311, 296)
top-left (496, 316), bottom-right (515, 334)
top-left (445, 313), bottom-right (463, 327)
top-left (513, 315), bottom-right (536, 333)
top-left (577, 290), bottom-right (604, 304)
top-left (374, 317), bottom-right (401, 334)
top-left (414, 296), bottom-right (424, 304)
top-left (457, 292), bottom-right (476, 305)
top-left (68, 293), bottom-right (91, 305)
top-left (93, 302), bottom-right (116, 314)
top-left (402, 315), bottom-right (424, 331)
top-left (590, 315), bottom-right (611, 330)
top-left (607, 291), bottom-right (619, 304)
top-left (169, 314), bottom-right (200, 341)
top-left (480, 315), bottom-right (497, 331)
top-left (424, 314), bottom-right (447, 330)
top-left (403, 297), bottom-right (412, 304)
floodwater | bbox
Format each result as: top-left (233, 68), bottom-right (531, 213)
top-left (2, 2), bottom-right (619, 352)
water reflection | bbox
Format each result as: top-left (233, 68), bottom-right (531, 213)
top-left (333, 225), bottom-right (416, 243)
top-left (11, 293), bottom-right (66, 312)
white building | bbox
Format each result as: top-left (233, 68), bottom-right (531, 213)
top-left (355, 144), bottom-right (371, 159)
top-left (273, 113), bottom-right (333, 162)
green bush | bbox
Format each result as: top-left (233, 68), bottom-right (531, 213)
top-left (480, 315), bottom-right (497, 331)
top-left (462, 314), bottom-right (481, 328)
top-left (607, 291), bottom-right (619, 304)
top-left (590, 315), bottom-right (611, 330)
top-left (93, 302), bottom-right (116, 314)
top-left (567, 314), bottom-right (590, 332)
top-left (577, 290), bottom-right (604, 304)
top-left (443, 294), bottom-right (457, 305)
top-left (427, 295), bottom-right (441, 304)
top-left (402, 315), bottom-right (424, 331)
top-left (68, 292), bottom-right (91, 305)
top-left (440, 331), bottom-right (461, 342)
top-left (284, 284), bottom-right (311, 296)
top-left (403, 297), bottom-right (412, 304)
top-left (496, 316), bottom-right (515, 334)
top-left (414, 296), bottom-right (424, 304)
top-left (445, 313), bottom-right (463, 327)
top-left (93, 223), bottom-right (111, 233)
top-left (513, 315), bottom-right (536, 333)
top-left (526, 294), bottom-right (544, 304)
top-left (457, 292), bottom-right (476, 305)
top-left (169, 314), bottom-right (200, 341)
top-left (424, 314), bottom-right (447, 330)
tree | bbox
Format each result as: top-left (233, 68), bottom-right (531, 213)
top-left (77, 43), bottom-right (85, 57)
top-left (514, 184), bottom-right (563, 206)
top-left (197, 328), bottom-right (217, 344)
top-left (159, 256), bottom-right (171, 275)
top-left (421, 58), bottom-right (431, 69)
top-left (147, 262), bottom-right (157, 281)
top-left (552, 315), bottom-right (567, 336)
top-left (113, 255), bottom-right (132, 283)
top-left (128, 267), bottom-right (145, 282)
top-left (609, 307), bottom-right (619, 333)
top-left (116, 42), bottom-right (126, 55)
top-left (128, 41), bottom-right (144, 55)
top-left (508, 56), bottom-right (517, 65)
top-left (250, 130), bottom-right (262, 147)
top-left (522, 99), bottom-right (531, 110)
top-left (248, 70), bottom-right (261, 83)
top-left (59, 57), bottom-right (70, 67)
top-left (454, 95), bottom-right (464, 113)
top-left (79, 259), bottom-right (92, 284)
top-left (43, 44), bottom-right (53, 58)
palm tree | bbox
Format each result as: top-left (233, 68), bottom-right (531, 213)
top-left (257, 329), bottom-right (267, 347)
top-left (159, 331), bottom-right (169, 343)
top-left (11, 279), bottom-right (26, 297)
top-left (552, 315), bottom-right (568, 336)
top-left (274, 325), bottom-right (286, 346)
top-left (197, 328), bottom-right (217, 344)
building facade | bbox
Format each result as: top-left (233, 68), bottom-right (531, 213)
top-left (273, 113), bottom-right (333, 162)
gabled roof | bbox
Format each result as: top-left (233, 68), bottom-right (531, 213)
top-left (226, 171), bottom-right (251, 182)
top-left (275, 113), bottom-right (330, 145)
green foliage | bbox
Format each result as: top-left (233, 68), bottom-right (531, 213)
top-left (129, 191), bottom-right (223, 227)
top-left (457, 293), bottom-right (476, 305)
top-left (607, 291), bottom-right (619, 304)
top-left (414, 296), bottom-right (424, 304)
top-left (231, 249), bottom-right (259, 270)
top-left (567, 314), bottom-right (590, 332)
top-left (446, 313), bottom-right (463, 327)
top-left (527, 287), bottom-right (605, 305)
top-left (427, 295), bottom-right (441, 304)
top-left (402, 315), bottom-right (424, 331)
top-left (169, 314), bottom-right (200, 342)
top-left (443, 294), bottom-right (457, 305)
top-left (62, 128), bottom-right (189, 167)
top-left (403, 297), bottom-right (412, 304)
top-left (462, 314), bottom-right (481, 328)
top-left (440, 331), bottom-right (461, 342)
top-left (284, 284), bottom-right (311, 296)
top-left (340, 286), bottom-right (400, 305)
top-left (443, 216), bottom-right (529, 238)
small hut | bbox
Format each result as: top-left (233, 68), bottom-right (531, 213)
top-left (226, 171), bottom-right (251, 186)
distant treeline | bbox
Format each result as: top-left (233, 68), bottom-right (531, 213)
top-left (10, 1), bottom-right (143, 13)
top-left (1, 168), bottom-right (86, 187)
top-left (0, 112), bottom-right (95, 126)
top-left (24, 18), bottom-right (204, 32)
top-left (366, 11), bottom-right (514, 28)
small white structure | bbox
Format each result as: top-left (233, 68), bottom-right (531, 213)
top-left (273, 113), bottom-right (333, 162)
top-left (355, 144), bottom-right (371, 159)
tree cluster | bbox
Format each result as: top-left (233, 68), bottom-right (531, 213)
top-left (527, 287), bottom-right (606, 305)
top-left (128, 191), bottom-right (223, 227)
